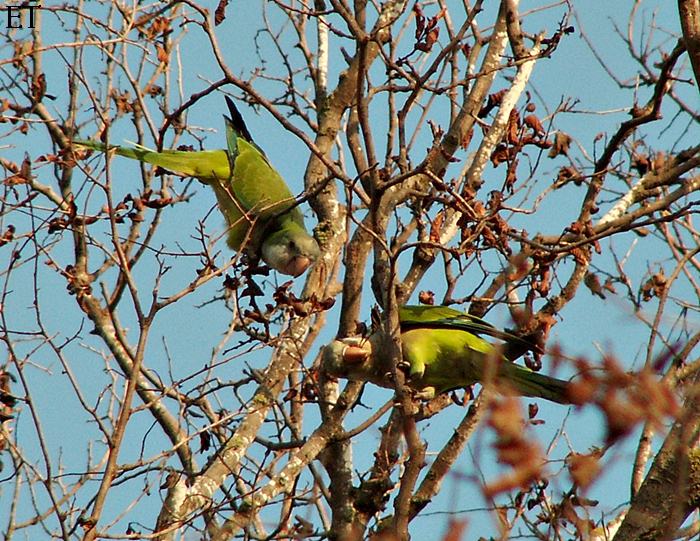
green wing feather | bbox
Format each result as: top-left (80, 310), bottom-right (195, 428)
top-left (218, 97), bottom-right (306, 249)
top-left (74, 136), bottom-right (298, 227)
top-left (398, 305), bottom-right (569, 404)
top-left (224, 137), bottom-right (302, 220)
top-left (74, 98), bottom-right (320, 275)
top-left (399, 305), bottom-right (533, 347)
top-left (399, 304), bottom-right (495, 330)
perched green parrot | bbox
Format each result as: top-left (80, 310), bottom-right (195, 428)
top-left (75, 97), bottom-right (320, 276)
top-left (323, 305), bottom-right (570, 403)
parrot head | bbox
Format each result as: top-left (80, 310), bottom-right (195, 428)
top-left (323, 337), bottom-right (372, 370)
top-left (322, 335), bottom-right (395, 389)
top-left (261, 223), bottom-right (321, 276)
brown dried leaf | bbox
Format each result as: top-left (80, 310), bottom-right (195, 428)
top-left (631, 153), bottom-right (650, 175)
top-left (506, 109), bottom-right (520, 144)
top-left (523, 114), bottom-right (545, 136)
top-left (413, 3), bottom-right (425, 38)
top-left (548, 132), bottom-right (572, 158)
top-left (156, 44), bottom-right (169, 64)
top-left (555, 165), bottom-right (580, 186)
top-left (566, 452), bottom-right (601, 489)
top-left (479, 89), bottom-right (508, 118)
top-left (584, 272), bottom-right (606, 299)
top-left (570, 247), bottom-right (590, 265)
top-left (535, 312), bottom-right (557, 342)
top-left (215, 0), bottom-right (229, 25)
top-left (32, 73), bottom-right (47, 102)
top-left (111, 90), bottom-right (134, 115)
top-left (0, 225), bottom-right (15, 247)
top-left (490, 144), bottom-right (513, 167)
top-left (460, 127), bottom-right (473, 149)
top-left (602, 277), bottom-right (616, 294)
top-left (440, 519), bottom-right (467, 541)
top-left (528, 402), bottom-right (539, 419)
top-left (5, 156), bottom-right (32, 185)
top-left (429, 211), bottom-right (444, 243)
top-left (144, 84), bottom-right (163, 97)
top-left (418, 291), bottom-right (434, 305)
top-left (488, 397), bottom-right (523, 440)
top-left (641, 269), bottom-right (667, 301)
top-left (504, 160), bottom-right (518, 193)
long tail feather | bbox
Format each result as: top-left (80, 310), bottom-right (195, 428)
top-left (74, 139), bottom-right (157, 162)
top-left (499, 362), bottom-right (571, 404)
top-left (224, 97), bottom-right (254, 142)
top-left (73, 139), bottom-right (222, 180)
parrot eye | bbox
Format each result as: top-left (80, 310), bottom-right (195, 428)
top-left (288, 240), bottom-right (297, 250)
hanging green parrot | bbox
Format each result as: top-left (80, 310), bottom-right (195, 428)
top-left (323, 305), bottom-right (570, 403)
top-left (75, 97), bottom-right (320, 277)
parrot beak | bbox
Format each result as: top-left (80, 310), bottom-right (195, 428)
top-left (338, 337), bottom-right (372, 364)
top-left (284, 255), bottom-right (313, 277)
top-left (321, 338), bottom-right (372, 376)
top-left (342, 345), bottom-right (371, 364)
top-left (322, 338), bottom-right (383, 388)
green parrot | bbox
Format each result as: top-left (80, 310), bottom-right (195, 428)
top-left (75, 97), bottom-right (320, 276)
top-left (323, 305), bottom-right (570, 403)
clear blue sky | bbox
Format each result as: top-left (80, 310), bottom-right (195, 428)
top-left (0, 1), bottom-right (695, 538)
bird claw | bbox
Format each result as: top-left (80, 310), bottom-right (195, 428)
top-left (413, 387), bottom-right (436, 400)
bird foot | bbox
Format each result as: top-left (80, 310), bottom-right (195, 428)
top-left (413, 387), bottom-right (437, 400)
